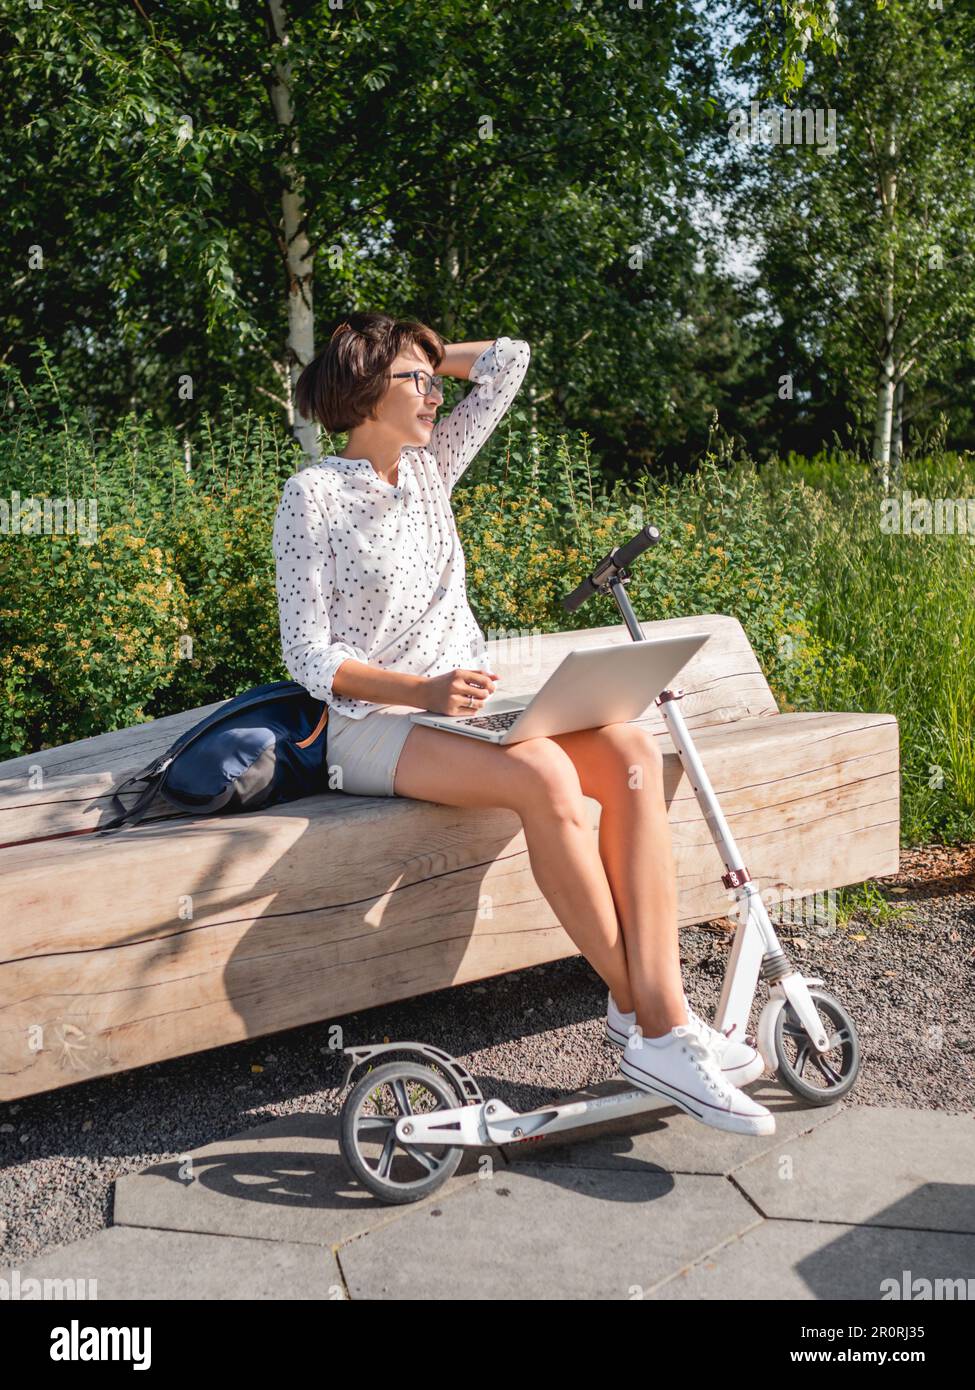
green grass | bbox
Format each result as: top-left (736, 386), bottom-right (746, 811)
top-left (759, 448), bottom-right (975, 845)
top-left (833, 880), bottom-right (919, 933)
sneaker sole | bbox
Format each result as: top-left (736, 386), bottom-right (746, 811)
top-left (619, 1049), bottom-right (775, 1136)
top-left (607, 1022), bottom-right (767, 1088)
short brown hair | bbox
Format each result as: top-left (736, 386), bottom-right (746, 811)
top-left (295, 312), bottom-right (445, 433)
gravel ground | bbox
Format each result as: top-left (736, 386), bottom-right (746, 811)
top-left (2, 846), bottom-right (974, 1267)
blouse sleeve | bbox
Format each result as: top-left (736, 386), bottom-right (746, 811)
top-left (428, 336), bottom-right (531, 497)
top-left (272, 472), bottom-right (369, 708)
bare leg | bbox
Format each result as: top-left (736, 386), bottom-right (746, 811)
top-left (515, 759), bottom-right (632, 1006)
top-left (550, 723), bottom-right (688, 1040)
top-left (393, 724), bottom-right (633, 1008)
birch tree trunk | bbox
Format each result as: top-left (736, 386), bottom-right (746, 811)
top-left (267, 0), bottom-right (319, 466)
top-left (891, 377), bottom-right (904, 485)
top-left (872, 356), bottom-right (895, 488)
top-left (871, 122), bottom-right (898, 488)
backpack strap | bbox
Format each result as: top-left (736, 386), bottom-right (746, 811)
top-left (97, 767), bottom-right (171, 834)
top-left (295, 705), bottom-right (328, 748)
top-left (97, 761), bottom-right (243, 835)
top-left (98, 752), bottom-right (180, 834)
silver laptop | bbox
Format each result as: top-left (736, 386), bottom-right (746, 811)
top-left (408, 633), bottom-right (710, 744)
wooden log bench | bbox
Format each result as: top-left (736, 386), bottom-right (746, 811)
top-left (0, 613), bottom-right (900, 1102)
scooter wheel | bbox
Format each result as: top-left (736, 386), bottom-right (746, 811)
top-left (340, 1060), bottom-right (466, 1205)
top-left (772, 988), bottom-right (861, 1105)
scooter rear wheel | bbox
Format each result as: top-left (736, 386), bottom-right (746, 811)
top-left (340, 1060), bottom-right (466, 1204)
top-left (773, 988), bottom-right (861, 1105)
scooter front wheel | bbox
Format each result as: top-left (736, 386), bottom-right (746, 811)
top-left (340, 1060), bottom-right (466, 1204)
top-left (771, 988), bottom-right (861, 1105)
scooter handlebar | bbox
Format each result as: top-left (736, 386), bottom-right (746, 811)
top-left (560, 525), bottom-right (661, 613)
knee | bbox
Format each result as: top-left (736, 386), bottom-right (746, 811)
top-left (594, 724), bottom-right (664, 796)
top-left (508, 739), bottom-right (588, 824)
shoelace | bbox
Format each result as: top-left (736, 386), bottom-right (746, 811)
top-left (678, 1023), bottom-right (732, 1100)
top-left (686, 1007), bottom-right (728, 1051)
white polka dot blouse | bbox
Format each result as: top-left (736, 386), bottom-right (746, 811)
top-left (272, 336), bottom-right (531, 719)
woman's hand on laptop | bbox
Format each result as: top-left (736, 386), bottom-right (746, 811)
top-left (421, 668), bottom-right (501, 715)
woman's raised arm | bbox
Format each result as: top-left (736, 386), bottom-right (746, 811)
top-left (428, 336), bottom-right (531, 496)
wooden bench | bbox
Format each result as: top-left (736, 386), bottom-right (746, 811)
top-left (0, 613), bottom-right (900, 1102)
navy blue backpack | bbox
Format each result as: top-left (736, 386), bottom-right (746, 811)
top-left (97, 680), bottom-right (330, 834)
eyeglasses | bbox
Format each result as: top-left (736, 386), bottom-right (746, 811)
top-left (391, 370), bottom-right (444, 399)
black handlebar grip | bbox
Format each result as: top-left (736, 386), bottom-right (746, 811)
top-left (561, 575), bottom-right (596, 614)
top-left (614, 525), bottom-right (661, 568)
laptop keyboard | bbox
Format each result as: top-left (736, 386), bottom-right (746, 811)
top-left (456, 707), bottom-right (525, 732)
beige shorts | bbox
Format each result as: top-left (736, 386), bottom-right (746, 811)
top-left (324, 703), bottom-right (419, 798)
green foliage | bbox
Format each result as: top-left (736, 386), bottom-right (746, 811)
top-left (1, 384), bottom-right (972, 847)
top-left (0, 522), bottom-right (188, 755)
top-left (0, 371), bottom-right (302, 752)
top-left (0, 0), bottom-right (720, 442)
top-left (125, 474), bottom-right (292, 721)
top-left (728, 0), bottom-right (844, 100)
top-left (727, 0), bottom-right (975, 464)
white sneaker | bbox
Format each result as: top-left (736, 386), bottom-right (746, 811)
top-left (620, 1017), bottom-right (776, 1136)
top-left (607, 991), bottom-right (766, 1086)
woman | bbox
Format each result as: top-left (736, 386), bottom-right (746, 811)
top-left (273, 311), bottom-right (772, 1137)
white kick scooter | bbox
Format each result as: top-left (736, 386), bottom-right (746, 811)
top-left (338, 524), bottom-right (861, 1204)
